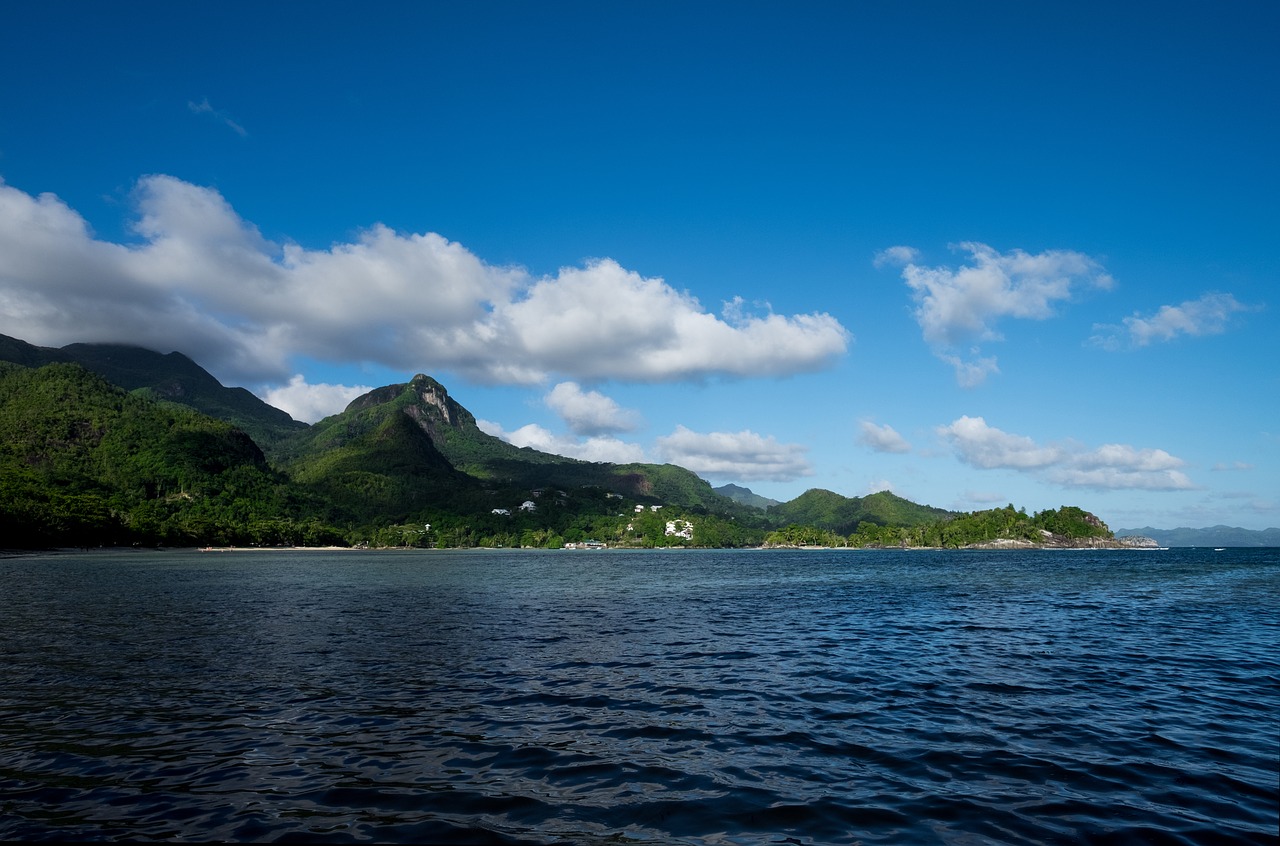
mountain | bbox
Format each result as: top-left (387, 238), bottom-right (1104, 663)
top-left (0, 334), bottom-right (307, 452)
top-left (714, 483), bottom-right (780, 509)
top-left (272, 376), bottom-right (484, 522)
top-left (1116, 526), bottom-right (1280, 547)
top-left (3, 332), bottom-right (1147, 551)
top-left (277, 374), bottom-right (756, 523)
top-left (0, 361), bottom-right (337, 548)
top-left (768, 488), bottom-right (954, 535)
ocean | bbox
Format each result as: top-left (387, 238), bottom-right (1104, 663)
top-left (1, 547), bottom-right (1276, 844)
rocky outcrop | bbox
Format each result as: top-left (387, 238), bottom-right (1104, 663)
top-left (964, 532), bottom-right (1160, 550)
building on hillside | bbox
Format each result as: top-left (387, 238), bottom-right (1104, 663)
top-left (665, 519), bottom-right (694, 540)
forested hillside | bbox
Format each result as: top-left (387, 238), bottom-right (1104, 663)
top-left (0, 334), bottom-right (306, 452)
top-left (0, 336), bottom-right (1138, 551)
top-left (0, 362), bottom-right (340, 548)
top-left (768, 488), bottom-right (954, 535)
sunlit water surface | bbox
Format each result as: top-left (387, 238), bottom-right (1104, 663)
top-left (1, 547), bottom-right (1276, 844)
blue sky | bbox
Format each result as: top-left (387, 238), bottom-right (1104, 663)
top-left (1, 1), bottom-right (1276, 530)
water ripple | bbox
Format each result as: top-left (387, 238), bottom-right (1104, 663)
top-left (1, 547), bottom-right (1276, 844)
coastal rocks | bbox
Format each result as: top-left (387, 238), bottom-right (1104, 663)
top-left (964, 533), bottom-right (1160, 550)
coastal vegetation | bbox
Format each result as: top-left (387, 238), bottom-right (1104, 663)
top-left (0, 334), bottom-right (1144, 550)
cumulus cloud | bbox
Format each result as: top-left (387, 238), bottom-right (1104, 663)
top-left (480, 261), bottom-right (850, 383)
top-left (544, 382), bottom-right (642, 436)
top-left (881, 242), bottom-right (1113, 386)
top-left (478, 420), bottom-right (646, 464)
top-left (857, 420), bottom-right (911, 453)
top-left (655, 424), bottom-right (813, 482)
top-left (1089, 292), bottom-right (1254, 350)
top-left (260, 375), bottom-right (373, 424)
top-left (0, 175), bottom-right (850, 400)
top-left (938, 415), bottom-right (1195, 491)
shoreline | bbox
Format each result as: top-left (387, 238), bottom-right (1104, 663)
top-left (9, 537), bottom-right (1170, 556)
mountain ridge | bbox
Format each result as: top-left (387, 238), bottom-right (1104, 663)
top-left (0, 334), bottom-right (306, 452)
top-left (3, 333), bottom-right (1262, 545)
top-left (768, 487), bottom-right (955, 534)
top-left (714, 483), bottom-right (781, 509)
top-left (1116, 525), bottom-right (1280, 547)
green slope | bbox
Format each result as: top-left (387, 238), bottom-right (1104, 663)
top-left (279, 379), bottom-right (481, 522)
top-left (768, 488), bottom-right (954, 535)
top-left (0, 334), bottom-right (307, 454)
top-left (282, 374), bottom-right (757, 519)
top-left (0, 361), bottom-right (338, 548)
top-left (1, 335), bottom-right (1026, 548)
top-left (714, 483), bottom-right (781, 509)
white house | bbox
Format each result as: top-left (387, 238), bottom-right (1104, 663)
top-left (665, 519), bottom-right (694, 540)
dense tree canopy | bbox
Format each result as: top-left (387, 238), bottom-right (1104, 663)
top-left (0, 355), bottom-right (1120, 551)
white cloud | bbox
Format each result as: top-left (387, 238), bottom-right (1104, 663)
top-left (941, 352), bottom-right (1000, 388)
top-left (1090, 292), bottom-right (1253, 350)
top-left (938, 415), bottom-right (1195, 491)
top-left (862, 479), bottom-right (900, 496)
top-left (481, 420), bottom-right (646, 464)
top-left (259, 375), bottom-right (373, 424)
top-left (475, 418), bottom-right (504, 437)
top-left (1211, 461), bottom-right (1253, 472)
top-left (939, 415), bottom-right (1065, 469)
top-left (857, 420), bottom-right (911, 453)
top-left (481, 259), bottom-right (850, 383)
top-left (544, 382), bottom-right (642, 436)
top-left (188, 98), bottom-right (248, 137)
top-left (884, 242), bottom-right (1113, 386)
top-left (873, 245), bottom-right (920, 268)
top-left (0, 175), bottom-right (851, 393)
top-left (655, 424), bottom-right (813, 482)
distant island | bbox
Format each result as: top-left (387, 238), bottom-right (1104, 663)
top-left (763, 503), bottom-right (1158, 550)
top-left (1117, 526), bottom-right (1280, 548)
top-left (0, 333), bottom-right (1263, 551)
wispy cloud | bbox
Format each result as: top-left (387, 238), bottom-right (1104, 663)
top-left (188, 98), bottom-right (247, 137)
top-left (938, 415), bottom-right (1195, 491)
top-left (1089, 292), bottom-right (1255, 350)
top-left (0, 175), bottom-right (851, 417)
top-left (872, 245), bottom-right (919, 268)
top-left (655, 425), bottom-right (813, 482)
top-left (857, 420), bottom-right (911, 453)
top-left (877, 242), bottom-right (1113, 386)
top-left (962, 489), bottom-right (1010, 506)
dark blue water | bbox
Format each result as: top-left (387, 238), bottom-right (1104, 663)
top-left (0, 548), bottom-right (1276, 844)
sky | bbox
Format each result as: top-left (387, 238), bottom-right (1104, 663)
top-left (1, 1), bottom-right (1277, 530)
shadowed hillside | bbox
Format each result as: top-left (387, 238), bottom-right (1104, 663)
top-left (0, 334), bottom-right (306, 452)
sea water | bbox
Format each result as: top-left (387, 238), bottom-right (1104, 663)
top-left (1, 547), bottom-right (1276, 844)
